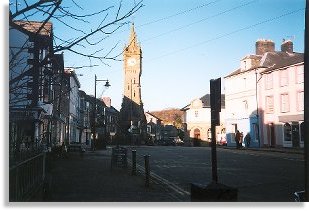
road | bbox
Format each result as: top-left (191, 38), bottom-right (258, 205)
top-left (126, 146), bottom-right (304, 202)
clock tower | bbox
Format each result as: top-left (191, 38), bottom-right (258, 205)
top-left (119, 23), bottom-right (146, 139)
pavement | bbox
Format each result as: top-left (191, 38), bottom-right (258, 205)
top-left (221, 145), bottom-right (304, 154)
top-left (43, 145), bottom-right (304, 202)
top-left (44, 147), bottom-right (188, 202)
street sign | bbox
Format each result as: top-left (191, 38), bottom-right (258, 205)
top-left (210, 78), bottom-right (221, 126)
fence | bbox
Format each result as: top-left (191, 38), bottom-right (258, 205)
top-left (9, 152), bottom-right (46, 201)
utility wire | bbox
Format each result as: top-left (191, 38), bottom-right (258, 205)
top-left (142, 0), bottom-right (257, 43)
top-left (148, 7), bottom-right (305, 61)
top-left (136, 0), bottom-right (222, 28)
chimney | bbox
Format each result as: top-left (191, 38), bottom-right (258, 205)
top-left (255, 39), bottom-right (275, 55)
top-left (281, 39), bottom-right (293, 53)
top-left (102, 97), bottom-right (111, 107)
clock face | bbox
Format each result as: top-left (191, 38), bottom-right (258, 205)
top-left (127, 58), bottom-right (137, 66)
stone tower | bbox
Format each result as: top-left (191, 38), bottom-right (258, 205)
top-left (119, 24), bottom-right (146, 138)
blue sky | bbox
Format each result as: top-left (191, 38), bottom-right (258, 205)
top-left (21, 0), bottom-right (307, 111)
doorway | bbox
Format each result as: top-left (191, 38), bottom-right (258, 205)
top-left (291, 122), bottom-right (300, 148)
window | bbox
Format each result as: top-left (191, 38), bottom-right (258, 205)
top-left (194, 110), bottom-right (199, 117)
top-left (265, 74), bottom-right (273, 89)
top-left (280, 93), bottom-right (289, 113)
top-left (280, 69), bottom-right (288, 87)
top-left (296, 66), bottom-right (304, 84)
top-left (266, 96), bottom-right (274, 113)
top-left (297, 91), bottom-right (304, 111)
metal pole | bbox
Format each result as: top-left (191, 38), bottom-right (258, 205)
top-left (92, 74), bottom-right (97, 151)
top-left (304, 0), bottom-right (309, 201)
top-left (132, 150), bottom-right (136, 175)
top-left (211, 116), bottom-right (218, 183)
top-left (144, 155), bottom-right (150, 187)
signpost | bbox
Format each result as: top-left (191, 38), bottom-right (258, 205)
top-left (191, 77), bottom-right (237, 201)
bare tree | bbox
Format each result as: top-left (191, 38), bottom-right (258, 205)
top-left (9, 0), bottom-right (143, 157)
top-left (9, 0), bottom-right (143, 106)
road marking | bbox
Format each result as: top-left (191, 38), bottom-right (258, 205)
top-left (127, 159), bottom-right (190, 197)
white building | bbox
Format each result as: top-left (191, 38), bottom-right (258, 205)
top-left (181, 94), bottom-right (226, 145)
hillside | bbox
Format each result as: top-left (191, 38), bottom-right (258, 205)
top-left (151, 108), bottom-right (184, 128)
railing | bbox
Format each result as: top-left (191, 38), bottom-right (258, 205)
top-left (9, 152), bottom-right (46, 201)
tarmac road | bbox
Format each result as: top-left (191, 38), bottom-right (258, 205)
top-left (128, 145), bottom-right (305, 202)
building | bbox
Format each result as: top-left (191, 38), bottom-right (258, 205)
top-left (119, 23), bottom-right (146, 144)
top-left (64, 68), bottom-right (81, 144)
top-left (9, 20), bottom-right (54, 160)
top-left (258, 40), bottom-right (304, 148)
top-left (181, 94), bottom-right (226, 146)
top-left (224, 39), bottom-right (304, 148)
top-left (79, 90), bottom-right (91, 147)
top-left (102, 97), bottom-right (120, 145)
top-left (145, 111), bottom-right (163, 143)
top-left (50, 53), bottom-right (69, 147)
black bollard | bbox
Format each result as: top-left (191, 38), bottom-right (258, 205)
top-left (144, 155), bottom-right (150, 187)
top-left (132, 150), bottom-right (137, 175)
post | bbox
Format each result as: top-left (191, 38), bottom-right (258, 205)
top-left (304, 0), bottom-right (309, 201)
top-left (210, 78), bottom-right (221, 183)
top-left (132, 150), bottom-right (137, 175)
top-left (210, 118), bottom-right (218, 183)
top-left (92, 74), bottom-right (97, 151)
top-left (144, 155), bottom-right (150, 187)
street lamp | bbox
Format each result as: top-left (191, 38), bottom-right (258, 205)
top-left (92, 74), bottom-right (110, 151)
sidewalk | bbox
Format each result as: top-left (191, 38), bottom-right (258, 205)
top-left (44, 148), bottom-right (184, 202)
top-left (221, 145), bottom-right (304, 154)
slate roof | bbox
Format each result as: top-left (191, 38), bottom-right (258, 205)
top-left (181, 94), bottom-right (225, 111)
top-left (225, 51), bottom-right (304, 78)
top-left (260, 51), bottom-right (304, 73)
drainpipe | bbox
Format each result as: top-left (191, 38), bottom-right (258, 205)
top-left (255, 69), bottom-right (261, 148)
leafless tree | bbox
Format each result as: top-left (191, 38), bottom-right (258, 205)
top-left (9, 0), bottom-right (143, 106)
top-left (9, 0), bottom-right (143, 156)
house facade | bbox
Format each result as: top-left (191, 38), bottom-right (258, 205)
top-left (258, 42), bottom-right (304, 148)
top-left (64, 68), bottom-right (81, 144)
top-left (9, 20), bottom-right (54, 160)
top-left (181, 94), bottom-right (226, 145)
top-left (224, 39), bottom-right (304, 148)
top-left (145, 111), bottom-right (163, 143)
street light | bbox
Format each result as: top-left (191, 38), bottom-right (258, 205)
top-left (92, 74), bottom-right (110, 151)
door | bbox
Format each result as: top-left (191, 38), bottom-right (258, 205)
top-left (291, 122), bottom-right (300, 148)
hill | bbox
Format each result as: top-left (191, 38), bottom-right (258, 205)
top-left (150, 108), bottom-right (184, 128)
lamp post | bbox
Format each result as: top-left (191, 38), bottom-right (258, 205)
top-left (92, 74), bottom-right (110, 151)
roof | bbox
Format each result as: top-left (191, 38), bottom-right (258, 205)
top-left (13, 20), bottom-right (53, 36)
top-left (260, 51), bottom-right (304, 73)
top-left (225, 51), bottom-right (304, 78)
top-left (181, 94), bottom-right (225, 110)
top-left (200, 94), bottom-right (225, 108)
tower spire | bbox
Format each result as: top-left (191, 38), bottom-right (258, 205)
top-left (127, 23), bottom-right (140, 52)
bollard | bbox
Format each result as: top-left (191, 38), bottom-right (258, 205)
top-left (132, 150), bottom-right (137, 175)
top-left (144, 155), bottom-right (150, 187)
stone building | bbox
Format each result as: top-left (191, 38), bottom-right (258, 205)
top-left (119, 24), bottom-right (146, 143)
